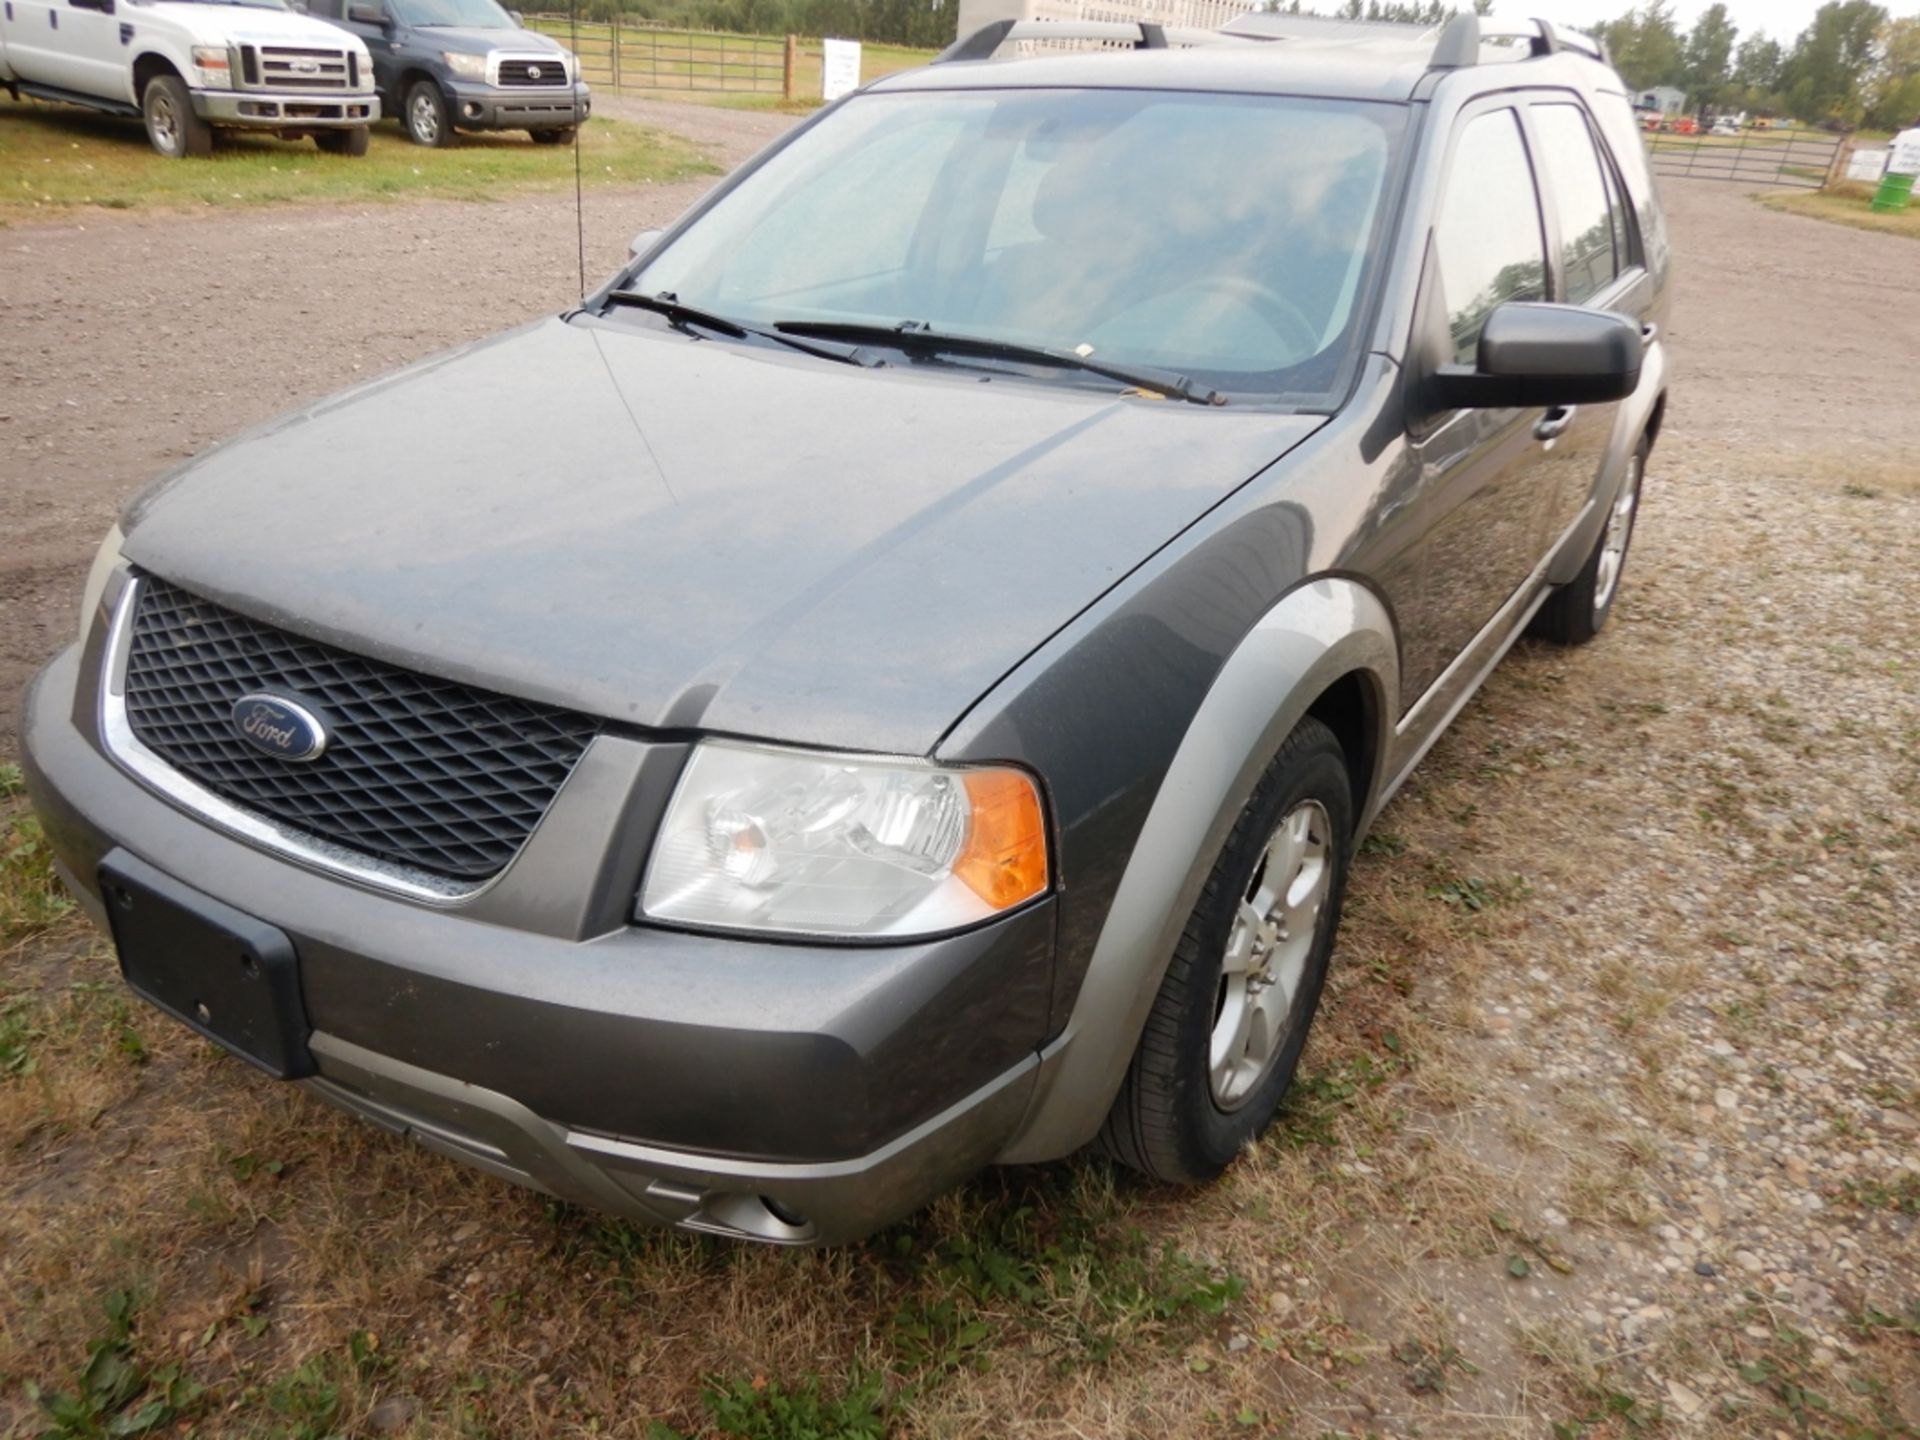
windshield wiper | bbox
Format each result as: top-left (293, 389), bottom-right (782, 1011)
top-left (773, 320), bottom-right (1226, 406)
top-left (603, 290), bottom-right (876, 369)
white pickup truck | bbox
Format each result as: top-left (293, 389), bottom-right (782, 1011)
top-left (1, 0), bottom-right (377, 157)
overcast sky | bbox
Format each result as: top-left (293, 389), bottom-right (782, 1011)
top-left (1485, 0), bottom-right (1910, 48)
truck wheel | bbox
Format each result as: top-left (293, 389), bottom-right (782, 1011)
top-left (315, 127), bottom-right (371, 157)
top-left (1098, 715), bottom-right (1353, 1184)
top-left (529, 127), bottom-right (575, 145)
top-left (142, 74), bottom-right (212, 159)
top-left (1530, 438), bottom-right (1648, 646)
top-left (403, 79), bottom-right (454, 147)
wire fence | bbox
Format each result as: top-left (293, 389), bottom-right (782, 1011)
top-left (1647, 129), bottom-right (1844, 191)
top-left (524, 17), bottom-right (791, 95)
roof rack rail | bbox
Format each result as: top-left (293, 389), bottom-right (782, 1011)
top-left (1429, 13), bottom-right (1610, 69)
top-left (934, 18), bottom-right (1246, 63)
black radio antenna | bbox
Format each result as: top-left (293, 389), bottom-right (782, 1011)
top-left (569, 0), bottom-right (585, 298)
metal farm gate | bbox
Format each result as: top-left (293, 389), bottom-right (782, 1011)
top-left (525, 17), bottom-right (790, 96)
top-left (1647, 130), bottom-right (1845, 190)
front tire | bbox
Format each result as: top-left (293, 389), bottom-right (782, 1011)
top-left (1531, 439), bottom-right (1647, 645)
top-left (1099, 716), bottom-right (1353, 1184)
top-left (315, 126), bottom-right (371, 157)
top-left (528, 127), bottom-right (575, 145)
top-left (403, 79), bottom-right (454, 148)
top-left (142, 74), bottom-right (212, 159)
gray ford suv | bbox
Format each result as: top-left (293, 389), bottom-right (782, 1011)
top-left (22, 12), bottom-right (1670, 1245)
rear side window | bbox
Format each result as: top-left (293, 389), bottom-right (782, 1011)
top-left (1532, 103), bottom-right (1617, 304)
top-left (1433, 108), bottom-right (1547, 364)
top-left (1589, 90), bottom-right (1670, 284)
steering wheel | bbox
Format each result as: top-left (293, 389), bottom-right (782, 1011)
top-left (1175, 275), bottom-right (1322, 363)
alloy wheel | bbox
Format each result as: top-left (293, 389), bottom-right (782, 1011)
top-left (1593, 454), bottom-right (1641, 616)
top-left (1209, 799), bottom-right (1332, 1109)
top-left (147, 90), bottom-right (180, 154)
top-left (409, 91), bottom-right (441, 145)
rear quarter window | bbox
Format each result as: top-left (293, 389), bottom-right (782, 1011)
top-left (1590, 89), bottom-right (1671, 285)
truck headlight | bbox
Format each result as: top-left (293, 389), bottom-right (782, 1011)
top-left (442, 50), bottom-right (488, 80)
top-left (639, 742), bottom-right (1048, 939)
top-left (191, 45), bottom-right (233, 88)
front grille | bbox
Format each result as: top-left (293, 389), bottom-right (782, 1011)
top-left (497, 57), bottom-right (569, 86)
top-left (245, 44), bottom-right (355, 90)
top-left (121, 578), bottom-right (602, 884)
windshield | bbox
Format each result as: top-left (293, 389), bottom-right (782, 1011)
top-left (390, 0), bottom-right (513, 26)
top-left (632, 88), bottom-right (1407, 402)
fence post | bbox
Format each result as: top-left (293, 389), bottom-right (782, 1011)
top-left (609, 12), bottom-right (620, 91)
top-left (784, 33), bottom-right (796, 101)
top-left (1823, 137), bottom-right (1853, 191)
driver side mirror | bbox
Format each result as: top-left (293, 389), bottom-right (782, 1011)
top-left (628, 228), bottom-right (663, 261)
top-left (346, 3), bottom-right (387, 24)
top-left (508, 8), bottom-right (524, 21)
top-left (1427, 302), bottom-right (1641, 410)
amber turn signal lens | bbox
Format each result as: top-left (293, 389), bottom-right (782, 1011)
top-left (955, 769), bottom-right (1048, 910)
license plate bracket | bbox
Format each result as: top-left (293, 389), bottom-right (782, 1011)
top-left (99, 849), bottom-right (314, 1079)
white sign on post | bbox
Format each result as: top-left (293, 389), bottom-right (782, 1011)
top-left (1846, 148), bottom-right (1889, 182)
top-left (821, 37), bottom-right (862, 102)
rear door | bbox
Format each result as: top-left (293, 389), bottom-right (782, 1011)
top-left (1, 0), bottom-right (78, 88)
top-left (1520, 96), bottom-right (1653, 555)
top-left (1399, 102), bottom-right (1553, 703)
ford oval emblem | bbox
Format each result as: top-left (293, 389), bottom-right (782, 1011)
top-left (293, 57), bottom-right (320, 74)
top-left (231, 693), bottom-right (329, 762)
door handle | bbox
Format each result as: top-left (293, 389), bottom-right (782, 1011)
top-left (1533, 405), bottom-right (1576, 442)
top-left (1640, 322), bottom-right (1659, 349)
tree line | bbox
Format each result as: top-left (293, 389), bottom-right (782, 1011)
top-left (1592, 0), bottom-right (1920, 130)
top-left (546, 0), bottom-right (1918, 129)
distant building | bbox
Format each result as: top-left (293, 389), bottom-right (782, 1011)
top-left (1637, 85), bottom-right (1687, 116)
top-left (955, 0), bottom-right (1259, 46)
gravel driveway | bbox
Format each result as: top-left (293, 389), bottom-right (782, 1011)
top-left (1, 124), bottom-right (1916, 1435)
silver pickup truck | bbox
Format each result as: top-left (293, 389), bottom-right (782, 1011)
top-left (1, 0), bottom-right (377, 157)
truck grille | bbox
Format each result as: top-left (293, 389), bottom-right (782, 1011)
top-left (241, 44), bottom-right (357, 91)
top-left (120, 577), bottom-right (602, 884)
top-left (497, 56), bottom-right (569, 86)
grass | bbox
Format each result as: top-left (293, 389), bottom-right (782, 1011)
top-left (0, 97), bottom-right (712, 219)
top-left (1760, 181), bottom-right (1920, 240)
top-left (1, 765), bottom-right (73, 944)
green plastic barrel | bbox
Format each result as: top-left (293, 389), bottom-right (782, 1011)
top-left (1870, 170), bottom-right (1915, 213)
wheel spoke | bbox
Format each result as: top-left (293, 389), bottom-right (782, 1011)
top-left (1210, 984), bottom-right (1253, 1080)
top-left (1222, 903), bottom-right (1262, 975)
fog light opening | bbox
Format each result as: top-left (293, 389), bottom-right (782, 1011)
top-left (688, 1191), bottom-right (818, 1244)
top-left (462, 101), bottom-right (483, 120)
top-left (760, 1195), bottom-right (808, 1229)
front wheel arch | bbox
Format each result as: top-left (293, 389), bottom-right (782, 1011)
top-left (994, 577), bottom-right (1398, 1165)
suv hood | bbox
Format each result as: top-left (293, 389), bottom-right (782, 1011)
top-left (122, 317), bottom-right (1325, 754)
top-left (146, 1), bottom-right (371, 47)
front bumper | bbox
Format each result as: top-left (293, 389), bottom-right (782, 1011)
top-left (445, 79), bottom-right (589, 131)
top-left (21, 607), bottom-right (1053, 1244)
top-left (192, 89), bottom-right (379, 129)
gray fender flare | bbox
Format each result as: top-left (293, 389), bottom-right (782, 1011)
top-left (995, 577), bottom-right (1398, 1164)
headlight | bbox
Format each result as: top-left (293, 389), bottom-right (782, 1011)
top-left (442, 50), bottom-right (488, 80)
top-left (79, 524), bottom-right (125, 638)
top-left (191, 45), bottom-right (233, 88)
top-left (639, 742), bottom-right (1048, 939)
